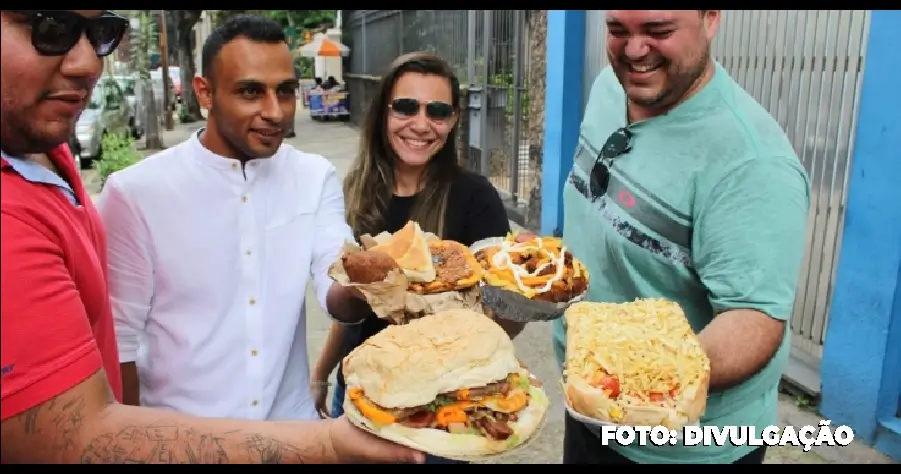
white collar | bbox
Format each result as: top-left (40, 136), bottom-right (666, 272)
top-left (188, 128), bottom-right (282, 172)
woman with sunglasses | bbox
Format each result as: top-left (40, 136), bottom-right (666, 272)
top-left (311, 52), bottom-right (523, 464)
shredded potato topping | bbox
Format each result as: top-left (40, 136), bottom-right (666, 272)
top-left (477, 233), bottom-right (588, 301)
top-left (489, 236), bottom-right (566, 294)
top-left (565, 299), bottom-right (710, 407)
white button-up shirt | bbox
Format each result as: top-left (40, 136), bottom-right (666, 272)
top-left (96, 131), bottom-right (353, 421)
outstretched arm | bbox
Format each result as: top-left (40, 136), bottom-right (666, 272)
top-left (310, 165), bottom-right (370, 323)
top-left (693, 158), bottom-right (811, 391)
top-left (2, 369), bottom-right (331, 464)
top-left (698, 309), bottom-right (787, 391)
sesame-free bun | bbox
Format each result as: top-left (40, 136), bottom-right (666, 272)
top-left (565, 370), bottom-right (708, 428)
top-left (562, 299), bottom-right (710, 429)
top-left (368, 221), bottom-right (437, 283)
top-left (342, 309), bottom-right (520, 409)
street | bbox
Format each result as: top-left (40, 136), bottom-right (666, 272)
top-left (83, 110), bottom-right (893, 465)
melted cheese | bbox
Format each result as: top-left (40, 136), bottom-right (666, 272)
top-left (490, 237), bottom-right (567, 295)
top-left (348, 387), bottom-right (396, 425)
top-left (482, 391), bottom-right (529, 413)
top-left (565, 299), bottom-right (710, 406)
top-left (349, 377), bottom-right (531, 426)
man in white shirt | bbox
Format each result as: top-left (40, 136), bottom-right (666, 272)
top-left (97, 14), bottom-right (366, 422)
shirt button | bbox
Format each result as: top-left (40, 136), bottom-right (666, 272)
top-left (245, 249), bottom-right (252, 256)
top-left (249, 298), bottom-right (257, 306)
top-left (251, 399), bottom-right (259, 406)
top-left (251, 349), bottom-right (259, 356)
top-left (241, 195), bottom-right (249, 203)
top-left (231, 162), bottom-right (238, 170)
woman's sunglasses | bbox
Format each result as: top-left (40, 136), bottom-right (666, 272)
top-left (390, 98), bottom-right (455, 121)
top-left (5, 10), bottom-right (129, 58)
top-left (590, 128), bottom-right (633, 198)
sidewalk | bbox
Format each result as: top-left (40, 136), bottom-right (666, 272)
top-left (87, 112), bottom-right (892, 464)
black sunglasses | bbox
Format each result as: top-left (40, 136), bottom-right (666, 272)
top-left (5, 10), bottom-right (129, 58)
top-left (590, 127), bottom-right (633, 198)
top-left (390, 98), bottom-right (455, 121)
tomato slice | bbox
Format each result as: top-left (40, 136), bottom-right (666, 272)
top-left (599, 375), bottom-right (621, 398)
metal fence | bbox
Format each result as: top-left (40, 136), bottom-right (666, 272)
top-left (345, 10), bottom-right (469, 80)
top-left (342, 10), bottom-right (533, 209)
top-left (584, 10), bottom-right (872, 393)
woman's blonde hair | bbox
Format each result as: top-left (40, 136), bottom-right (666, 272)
top-left (344, 52), bottom-right (462, 239)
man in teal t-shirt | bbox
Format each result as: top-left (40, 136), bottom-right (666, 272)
top-left (554, 10), bottom-right (811, 464)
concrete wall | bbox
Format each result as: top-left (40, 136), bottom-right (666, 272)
top-left (819, 10), bottom-right (901, 463)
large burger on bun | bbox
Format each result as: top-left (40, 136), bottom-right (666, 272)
top-left (342, 309), bottom-right (548, 460)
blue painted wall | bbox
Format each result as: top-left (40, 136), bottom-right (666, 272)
top-left (873, 259), bottom-right (901, 460)
top-left (819, 9), bottom-right (901, 462)
top-left (874, 266), bottom-right (901, 460)
top-left (540, 10), bottom-right (585, 236)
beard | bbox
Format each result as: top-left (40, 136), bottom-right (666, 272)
top-left (207, 106), bottom-right (281, 161)
top-left (609, 45), bottom-right (711, 111)
top-left (0, 106), bottom-right (73, 156)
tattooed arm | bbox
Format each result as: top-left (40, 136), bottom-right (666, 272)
top-left (2, 368), bottom-right (422, 464)
top-left (1, 369), bottom-right (332, 463)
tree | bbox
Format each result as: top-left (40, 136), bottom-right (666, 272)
top-left (168, 10), bottom-right (203, 122)
top-left (132, 11), bottom-right (163, 149)
top-left (211, 10), bottom-right (335, 29)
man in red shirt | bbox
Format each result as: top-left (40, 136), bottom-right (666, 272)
top-left (0, 10), bottom-right (423, 464)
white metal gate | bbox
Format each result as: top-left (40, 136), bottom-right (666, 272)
top-left (583, 10), bottom-right (872, 393)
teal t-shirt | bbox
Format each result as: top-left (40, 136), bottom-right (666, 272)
top-left (553, 63), bottom-right (811, 464)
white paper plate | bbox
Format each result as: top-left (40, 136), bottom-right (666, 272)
top-left (562, 394), bottom-right (694, 441)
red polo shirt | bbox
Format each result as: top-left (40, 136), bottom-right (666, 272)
top-left (0, 145), bottom-right (123, 421)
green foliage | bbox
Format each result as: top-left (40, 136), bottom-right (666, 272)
top-left (209, 10), bottom-right (335, 80)
top-left (489, 72), bottom-right (531, 118)
top-left (130, 11), bottom-right (158, 79)
top-left (177, 102), bottom-right (195, 124)
top-left (212, 10), bottom-right (335, 29)
top-left (94, 133), bottom-right (142, 187)
top-left (275, 10), bottom-right (335, 29)
top-left (295, 57), bottom-right (315, 79)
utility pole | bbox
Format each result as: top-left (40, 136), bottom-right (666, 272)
top-left (159, 10), bottom-right (174, 131)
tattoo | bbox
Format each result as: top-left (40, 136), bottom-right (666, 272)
top-left (79, 426), bottom-right (305, 464)
top-left (10, 391), bottom-right (308, 464)
top-left (79, 425), bottom-right (225, 464)
top-left (18, 396), bottom-right (87, 454)
top-left (244, 434), bottom-right (306, 464)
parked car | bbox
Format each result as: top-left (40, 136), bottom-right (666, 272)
top-left (74, 81), bottom-right (132, 163)
top-left (68, 130), bottom-right (83, 170)
top-left (147, 69), bottom-right (170, 122)
top-left (110, 75), bottom-right (144, 139)
top-left (168, 66), bottom-right (182, 103)
top-left (150, 68), bottom-right (179, 113)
